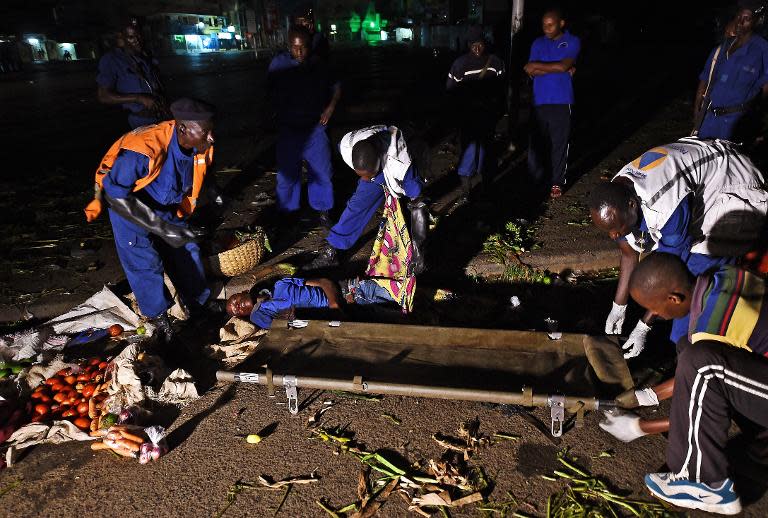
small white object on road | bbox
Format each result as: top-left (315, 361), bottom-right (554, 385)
top-left (509, 296), bottom-right (521, 308)
top-left (328, 320), bottom-right (341, 327)
top-left (288, 319), bottom-right (309, 329)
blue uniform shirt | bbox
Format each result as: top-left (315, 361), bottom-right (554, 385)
top-left (250, 278), bottom-right (329, 329)
top-left (529, 31), bottom-right (580, 105)
top-left (96, 49), bottom-right (162, 114)
top-left (102, 130), bottom-right (193, 218)
top-left (700, 35), bottom-right (768, 109)
top-left (268, 52), bottom-right (338, 130)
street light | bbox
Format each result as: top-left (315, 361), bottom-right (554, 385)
top-left (227, 25), bottom-right (235, 33)
top-left (28, 38), bottom-right (39, 45)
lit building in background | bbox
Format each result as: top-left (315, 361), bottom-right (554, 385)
top-left (147, 12), bottom-right (245, 54)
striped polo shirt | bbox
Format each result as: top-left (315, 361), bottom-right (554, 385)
top-left (688, 266), bottom-right (768, 355)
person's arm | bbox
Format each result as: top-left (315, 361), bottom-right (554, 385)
top-left (320, 83), bottom-right (341, 126)
top-left (694, 79), bottom-right (707, 118)
top-left (615, 239), bottom-right (640, 306)
top-left (639, 418), bottom-right (670, 435)
top-left (524, 57), bottom-right (576, 76)
top-left (305, 278), bottom-right (341, 308)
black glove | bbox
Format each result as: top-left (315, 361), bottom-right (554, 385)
top-left (407, 197), bottom-right (429, 276)
top-left (105, 193), bottom-right (203, 248)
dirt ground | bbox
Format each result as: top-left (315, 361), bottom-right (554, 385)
top-left (3, 42), bottom-right (768, 517)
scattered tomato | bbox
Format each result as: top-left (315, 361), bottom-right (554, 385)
top-left (50, 382), bottom-right (65, 393)
top-left (72, 417), bottom-right (90, 430)
top-left (108, 324), bottom-right (124, 337)
top-left (98, 361), bottom-right (109, 370)
top-left (31, 391), bottom-right (46, 400)
top-left (45, 377), bottom-right (61, 386)
top-left (76, 402), bottom-right (89, 415)
top-left (89, 358), bottom-right (102, 366)
top-left (81, 384), bottom-right (96, 398)
top-left (39, 395), bottom-right (52, 403)
top-left (53, 392), bottom-right (67, 403)
top-left (64, 375), bottom-right (77, 385)
top-left (76, 373), bottom-right (90, 382)
top-left (33, 403), bottom-right (50, 415)
top-left (62, 409), bottom-right (77, 418)
top-left (55, 368), bottom-right (70, 377)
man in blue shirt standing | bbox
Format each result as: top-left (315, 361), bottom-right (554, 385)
top-left (96, 18), bottom-right (169, 129)
top-left (524, 9), bottom-right (580, 199)
top-left (694, 2), bottom-right (768, 141)
top-left (268, 26), bottom-right (340, 226)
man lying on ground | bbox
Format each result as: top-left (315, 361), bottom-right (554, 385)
top-left (598, 252), bottom-right (768, 515)
top-left (226, 277), bottom-right (396, 329)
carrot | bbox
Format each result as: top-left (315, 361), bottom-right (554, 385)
top-left (89, 429), bottom-right (107, 437)
top-left (118, 430), bottom-right (146, 444)
top-left (116, 438), bottom-right (141, 452)
top-left (88, 399), bottom-right (97, 419)
top-left (111, 446), bottom-right (137, 458)
top-left (91, 441), bottom-right (111, 450)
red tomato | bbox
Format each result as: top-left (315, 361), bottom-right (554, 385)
top-left (64, 375), bottom-right (77, 385)
top-left (45, 377), bottom-right (61, 386)
top-left (34, 404), bottom-right (50, 415)
top-left (76, 402), bottom-right (89, 415)
top-left (108, 324), bottom-right (124, 337)
top-left (62, 409), bottom-right (77, 418)
top-left (73, 417), bottom-right (90, 430)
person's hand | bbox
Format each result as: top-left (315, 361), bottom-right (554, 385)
top-left (615, 387), bottom-right (659, 409)
top-left (605, 302), bottom-right (627, 335)
top-left (523, 63), bottom-right (536, 76)
top-left (135, 94), bottom-right (158, 111)
top-left (623, 320), bottom-right (651, 359)
top-left (568, 66), bottom-right (576, 76)
top-left (319, 104), bottom-right (335, 125)
top-left (599, 410), bottom-right (646, 442)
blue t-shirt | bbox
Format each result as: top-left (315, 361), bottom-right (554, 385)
top-left (249, 278), bottom-right (329, 329)
top-left (700, 35), bottom-right (768, 108)
top-left (96, 49), bottom-right (162, 113)
top-left (102, 130), bottom-right (194, 216)
top-left (529, 31), bottom-right (580, 105)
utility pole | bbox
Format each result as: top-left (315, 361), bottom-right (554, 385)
top-left (507, 0), bottom-right (524, 135)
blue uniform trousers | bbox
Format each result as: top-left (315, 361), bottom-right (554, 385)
top-left (108, 209), bottom-right (210, 318)
top-left (327, 166), bottom-right (423, 251)
top-left (458, 141), bottom-right (486, 177)
top-left (276, 124), bottom-right (334, 212)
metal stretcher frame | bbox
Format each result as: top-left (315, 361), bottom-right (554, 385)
top-left (217, 321), bottom-right (632, 436)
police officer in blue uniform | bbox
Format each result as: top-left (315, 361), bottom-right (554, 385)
top-left (97, 18), bottom-right (169, 129)
top-left (101, 99), bottom-right (217, 341)
top-left (694, 2), bottom-right (768, 141)
top-left (524, 8), bottom-right (580, 199)
top-left (268, 25), bottom-right (340, 225)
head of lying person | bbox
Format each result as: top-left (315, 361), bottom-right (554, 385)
top-left (629, 252), bottom-right (695, 320)
top-left (226, 289), bottom-right (272, 318)
top-left (351, 137), bottom-right (382, 181)
top-left (588, 180), bottom-right (641, 241)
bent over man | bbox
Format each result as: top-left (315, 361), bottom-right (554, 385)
top-left (305, 125), bottom-right (428, 273)
top-left (84, 98), bottom-right (217, 341)
top-left (599, 252), bottom-right (768, 515)
top-left (589, 137), bottom-right (767, 358)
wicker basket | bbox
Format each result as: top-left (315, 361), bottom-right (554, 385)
top-left (208, 235), bottom-right (266, 277)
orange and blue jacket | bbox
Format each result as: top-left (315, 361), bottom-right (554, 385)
top-left (84, 121), bottom-right (213, 222)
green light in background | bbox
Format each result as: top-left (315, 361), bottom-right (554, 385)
top-left (369, 21), bottom-right (375, 28)
top-left (349, 12), bottom-right (361, 32)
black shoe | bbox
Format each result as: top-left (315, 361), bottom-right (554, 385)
top-left (305, 245), bottom-right (338, 270)
top-left (149, 312), bottom-right (174, 345)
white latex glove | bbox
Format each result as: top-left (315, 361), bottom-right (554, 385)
top-left (605, 302), bottom-right (627, 335)
top-left (599, 410), bottom-right (647, 442)
top-left (623, 320), bottom-right (652, 359)
top-left (615, 387), bottom-right (660, 408)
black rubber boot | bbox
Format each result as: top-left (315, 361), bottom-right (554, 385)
top-left (305, 244), bottom-right (339, 270)
top-left (317, 210), bottom-right (332, 230)
top-left (149, 312), bottom-right (174, 345)
top-left (459, 175), bottom-right (472, 203)
top-left (408, 197), bottom-right (429, 275)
